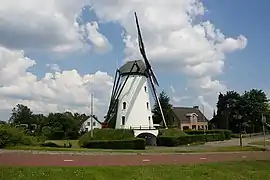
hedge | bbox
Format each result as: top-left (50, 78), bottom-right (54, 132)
top-left (0, 125), bottom-right (38, 148)
top-left (184, 129), bottom-right (231, 140)
top-left (80, 138), bottom-right (145, 150)
top-left (157, 134), bottom-right (223, 147)
top-left (159, 128), bottom-right (188, 137)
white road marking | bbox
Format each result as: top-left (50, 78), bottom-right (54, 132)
top-left (200, 157), bottom-right (207, 160)
top-left (142, 159), bottom-right (150, 162)
top-left (64, 159), bottom-right (74, 162)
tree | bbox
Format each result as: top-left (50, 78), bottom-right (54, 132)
top-left (211, 89), bottom-right (269, 133)
top-left (9, 104), bottom-right (35, 127)
top-left (152, 91), bottom-right (173, 126)
top-left (213, 91), bottom-right (241, 130)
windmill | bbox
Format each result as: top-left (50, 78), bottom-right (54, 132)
top-left (102, 12), bottom-right (167, 131)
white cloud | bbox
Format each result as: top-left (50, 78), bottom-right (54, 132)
top-left (88, 0), bottom-right (247, 116)
top-left (0, 0), bottom-right (248, 121)
top-left (172, 96), bottom-right (189, 103)
top-left (0, 46), bottom-right (113, 120)
top-left (46, 64), bottom-right (61, 72)
top-left (0, 0), bottom-right (111, 53)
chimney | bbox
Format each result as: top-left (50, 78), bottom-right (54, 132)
top-left (193, 106), bottom-right (199, 109)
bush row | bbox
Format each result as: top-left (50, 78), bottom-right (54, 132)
top-left (184, 129), bottom-right (231, 140)
top-left (80, 138), bottom-right (145, 150)
top-left (0, 125), bottom-right (38, 148)
top-left (157, 134), bottom-right (224, 147)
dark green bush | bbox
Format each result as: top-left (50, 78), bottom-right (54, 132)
top-left (184, 129), bottom-right (231, 140)
top-left (79, 129), bottom-right (134, 146)
top-left (0, 125), bottom-right (37, 148)
top-left (80, 138), bottom-right (145, 150)
top-left (156, 136), bottom-right (179, 146)
top-left (157, 134), bottom-right (224, 147)
top-left (158, 128), bottom-right (188, 137)
top-left (40, 142), bottom-right (61, 148)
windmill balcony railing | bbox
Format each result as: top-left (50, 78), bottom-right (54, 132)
top-left (129, 126), bottom-right (156, 130)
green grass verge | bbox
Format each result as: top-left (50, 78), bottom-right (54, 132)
top-left (1, 161), bottom-right (270, 180)
top-left (5, 145), bottom-right (264, 153)
top-left (249, 140), bottom-right (270, 146)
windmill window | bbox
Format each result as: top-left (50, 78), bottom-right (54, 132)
top-left (144, 86), bottom-right (147, 92)
top-left (146, 102), bottom-right (149, 109)
top-left (87, 122), bottom-right (90, 126)
top-left (123, 102), bottom-right (126, 110)
top-left (122, 116), bottom-right (125, 125)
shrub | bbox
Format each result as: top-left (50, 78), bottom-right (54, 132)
top-left (157, 134), bottom-right (224, 147)
top-left (79, 129), bottom-right (134, 146)
top-left (0, 125), bottom-right (37, 148)
top-left (184, 129), bottom-right (231, 140)
top-left (40, 142), bottom-right (61, 148)
top-left (156, 136), bottom-right (179, 146)
top-left (80, 138), bottom-right (145, 150)
top-left (158, 128), bottom-right (187, 137)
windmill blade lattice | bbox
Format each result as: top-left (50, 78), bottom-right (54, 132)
top-left (134, 12), bottom-right (159, 86)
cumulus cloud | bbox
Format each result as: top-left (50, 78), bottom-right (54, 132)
top-left (87, 0), bottom-right (247, 116)
top-left (0, 0), bottom-right (248, 120)
top-left (46, 64), bottom-right (61, 72)
top-left (0, 46), bottom-right (113, 120)
top-left (0, 0), bottom-right (111, 53)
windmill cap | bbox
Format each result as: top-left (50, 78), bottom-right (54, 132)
top-left (119, 60), bottom-right (148, 77)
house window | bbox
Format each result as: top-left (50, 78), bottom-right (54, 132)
top-left (205, 125), bottom-right (208, 130)
top-left (123, 102), bottom-right (126, 110)
top-left (122, 116), bottom-right (125, 125)
top-left (144, 86), bottom-right (147, 92)
top-left (87, 122), bottom-right (90, 126)
top-left (93, 121), bottom-right (96, 126)
top-left (192, 125), bottom-right (196, 130)
top-left (148, 116), bottom-right (151, 127)
top-left (146, 102), bottom-right (149, 109)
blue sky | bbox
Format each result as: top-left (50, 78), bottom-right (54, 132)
top-left (0, 0), bottom-right (269, 120)
top-left (203, 0), bottom-right (270, 92)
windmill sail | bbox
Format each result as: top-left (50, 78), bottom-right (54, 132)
top-left (134, 12), bottom-right (159, 86)
top-left (134, 12), bottom-right (167, 128)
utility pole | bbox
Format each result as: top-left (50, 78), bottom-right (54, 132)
top-left (262, 114), bottom-right (266, 150)
top-left (202, 104), bottom-right (206, 134)
top-left (90, 93), bottom-right (94, 139)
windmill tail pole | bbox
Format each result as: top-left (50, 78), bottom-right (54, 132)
top-left (149, 75), bottom-right (167, 129)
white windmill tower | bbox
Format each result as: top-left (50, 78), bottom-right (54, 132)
top-left (103, 12), bottom-right (167, 144)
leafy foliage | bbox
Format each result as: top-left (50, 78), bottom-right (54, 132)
top-left (0, 125), bottom-right (38, 148)
top-left (211, 89), bottom-right (269, 133)
top-left (79, 129), bottom-right (134, 147)
top-left (80, 138), bottom-right (145, 150)
top-left (152, 90), bottom-right (173, 126)
top-left (8, 104), bottom-right (90, 140)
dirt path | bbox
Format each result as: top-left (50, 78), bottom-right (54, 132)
top-left (1, 151), bottom-right (270, 167)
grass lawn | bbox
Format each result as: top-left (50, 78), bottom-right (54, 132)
top-left (5, 145), bottom-right (264, 153)
top-left (249, 139), bottom-right (270, 146)
top-left (1, 161), bottom-right (270, 180)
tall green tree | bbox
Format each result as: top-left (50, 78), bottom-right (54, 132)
top-left (152, 91), bottom-right (173, 126)
top-left (212, 89), bottom-right (268, 133)
top-left (9, 104), bottom-right (35, 127)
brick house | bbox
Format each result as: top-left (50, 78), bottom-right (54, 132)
top-left (171, 106), bottom-right (208, 130)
